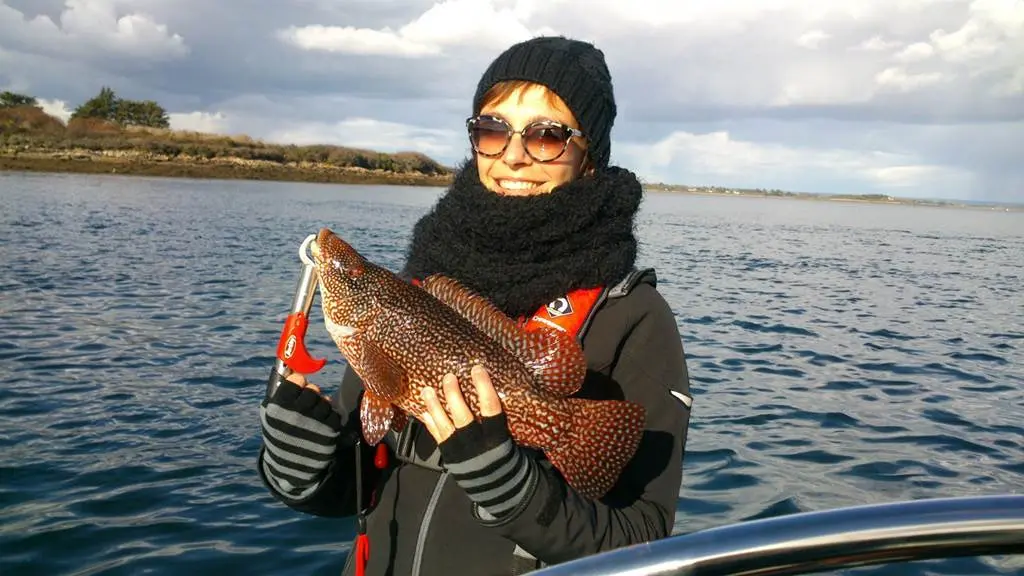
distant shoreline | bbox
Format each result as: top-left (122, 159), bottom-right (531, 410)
top-left (0, 103), bottom-right (455, 188)
top-left (643, 186), bottom-right (1023, 212)
top-left (2, 102), bottom-right (1019, 211)
top-left (1, 149), bottom-right (1020, 213)
top-left (642, 183), bottom-right (1023, 212)
top-left (0, 151), bottom-right (452, 187)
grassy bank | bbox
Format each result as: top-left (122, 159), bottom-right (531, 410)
top-left (0, 105), bottom-right (455, 187)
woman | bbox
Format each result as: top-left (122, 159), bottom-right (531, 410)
top-left (257, 35), bottom-right (693, 576)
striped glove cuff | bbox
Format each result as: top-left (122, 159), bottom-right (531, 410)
top-left (438, 413), bottom-right (538, 520)
top-left (260, 380), bottom-right (342, 500)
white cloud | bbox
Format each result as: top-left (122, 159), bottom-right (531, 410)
top-left (874, 67), bottom-right (949, 92)
top-left (796, 30), bottom-right (830, 49)
top-left (0, 0), bottom-right (188, 61)
top-left (865, 165), bottom-right (956, 188)
top-left (606, 0), bottom-right (1022, 107)
top-left (615, 129), bottom-right (975, 195)
top-left (894, 42), bottom-right (935, 63)
top-left (277, 0), bottom-right (539, 56)
top-left (169, 110), bottom-right (228, 133)
top-left (854, 36), bottom-right (904, 52)
top-left (278, 25), bottom-right (441, 57)
top-left (278, 0), bottom-right (1023, 112)
top-left (264, 117), bottom-right (461, 159)
top-left (37, 97), bottom-right (72, 122)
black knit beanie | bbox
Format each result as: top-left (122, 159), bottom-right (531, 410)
top-left (472, 35), bottom-right (617, 169)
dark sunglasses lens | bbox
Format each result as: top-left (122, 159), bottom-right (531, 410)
top-left (470, 118), bottom-right (509, 155)
top-left (524, 125), bottom-right (570, 161)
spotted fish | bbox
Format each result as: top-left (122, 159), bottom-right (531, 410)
top-left (309, 227), bottom-right (647, 499)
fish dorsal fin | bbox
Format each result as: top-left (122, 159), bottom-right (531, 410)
top-left (421, 274), bottom-right (520, 346)
top-left (420, 274), bottom-right (587, 397)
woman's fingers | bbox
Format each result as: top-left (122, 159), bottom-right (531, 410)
top-left (471, 365), bottom-right (502, 417)
top-left (421, 382), bottom-right (455, 442)
top-left (418, 410), bottom-right (440, 440)
top-left (416, 366), bottom-right (504, 442)
top-left (284, 372), bottom-right (322, 396)
top-left (443, 373), bottom-right (475, 428)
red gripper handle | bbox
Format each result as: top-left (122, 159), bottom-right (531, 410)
top-left (276, 312), bottom-right (327, 374)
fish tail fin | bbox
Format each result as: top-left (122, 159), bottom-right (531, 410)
top-left (544, 397), bottom-right (646, 499)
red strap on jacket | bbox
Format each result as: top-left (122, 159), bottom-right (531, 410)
top-left (521, 286), bottom-right (604, 339)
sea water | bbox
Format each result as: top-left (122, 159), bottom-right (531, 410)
top-left (1, 171), bottom-right (1021, 575)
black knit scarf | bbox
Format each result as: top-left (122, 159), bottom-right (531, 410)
top-left (402, 160), bottom-right (643, 319)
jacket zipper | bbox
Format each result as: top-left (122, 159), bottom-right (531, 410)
top-left (410, 471), bottom-right (449, 576)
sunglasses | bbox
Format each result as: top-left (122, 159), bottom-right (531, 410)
top-left (466, 115), bottom-right (584, 162)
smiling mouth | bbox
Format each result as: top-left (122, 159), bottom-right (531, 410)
top-left (497, 179), bottom-right (543, 192)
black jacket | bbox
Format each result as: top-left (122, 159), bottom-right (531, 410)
top-left (257, 269), bottom-right (693, 575)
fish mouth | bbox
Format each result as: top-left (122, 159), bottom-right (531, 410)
top-left (309, 227), bottom-right (336, 263)
top-left (310, 227), bottom-right (352, 267)
top-left (310, 229), bottom-right (331, 263)
top-left (309, 238), bottom-right (321, 262)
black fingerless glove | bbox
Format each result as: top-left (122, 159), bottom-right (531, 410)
top-left (437, 413), bottom-right (538, 521)
top-left (260, 379), bottom-right (343, 500)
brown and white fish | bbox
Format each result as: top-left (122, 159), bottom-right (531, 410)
top-left (309, 227), bottom-right (646, 499)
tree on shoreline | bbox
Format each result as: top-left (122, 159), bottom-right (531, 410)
top-left (1, 91), bottom-right (39, 108)
top-left (71, 86), bottom-right (170, 129)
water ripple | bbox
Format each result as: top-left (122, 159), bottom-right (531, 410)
top-left (2, 174), bottom-right (1022, 575)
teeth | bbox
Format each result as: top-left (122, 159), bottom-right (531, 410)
top-left (499, 180), bottom-right (539, 191)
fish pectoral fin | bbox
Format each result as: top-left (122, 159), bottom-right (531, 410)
top-left (360, 391), bottom-right (394, 445)
top-left (544, 397), bottom-right (646, 500)
top-left (349, 335), bottom-right (409, 402)
top-left (521, 327), bottom-right (588, 397)
top-left (420, 274), bottom-right (586, 397)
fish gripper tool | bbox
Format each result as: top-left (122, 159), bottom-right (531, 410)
top-left (266, 233), bottom-right (327, 399)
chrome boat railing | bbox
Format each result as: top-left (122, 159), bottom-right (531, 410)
top-left (531, 494), bottom-right (1024, 575)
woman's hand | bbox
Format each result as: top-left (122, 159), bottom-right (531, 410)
top-left (417, 364), bottom-right (503, 442)
top-left (260, 371), bottom-right (343, 499)
top-left (415, 365), bottom-right (538, 521)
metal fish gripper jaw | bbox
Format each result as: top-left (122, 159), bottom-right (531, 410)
top-left (266, 233), bottom-right (327, 400)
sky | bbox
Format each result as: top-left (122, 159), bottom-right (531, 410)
top-left (1, 0), bottom-right (1022, 203)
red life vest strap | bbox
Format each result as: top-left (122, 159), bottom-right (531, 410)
top-left (520, 286), bottom-right (606, 342)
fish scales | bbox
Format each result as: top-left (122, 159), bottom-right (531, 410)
top-left (311, 227), bottom-right (647, 499)
top-left (349, 274), bottom-right (569, 449)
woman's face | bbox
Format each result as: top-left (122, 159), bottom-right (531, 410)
top-left (473, 84), bottom-right (589, 196)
